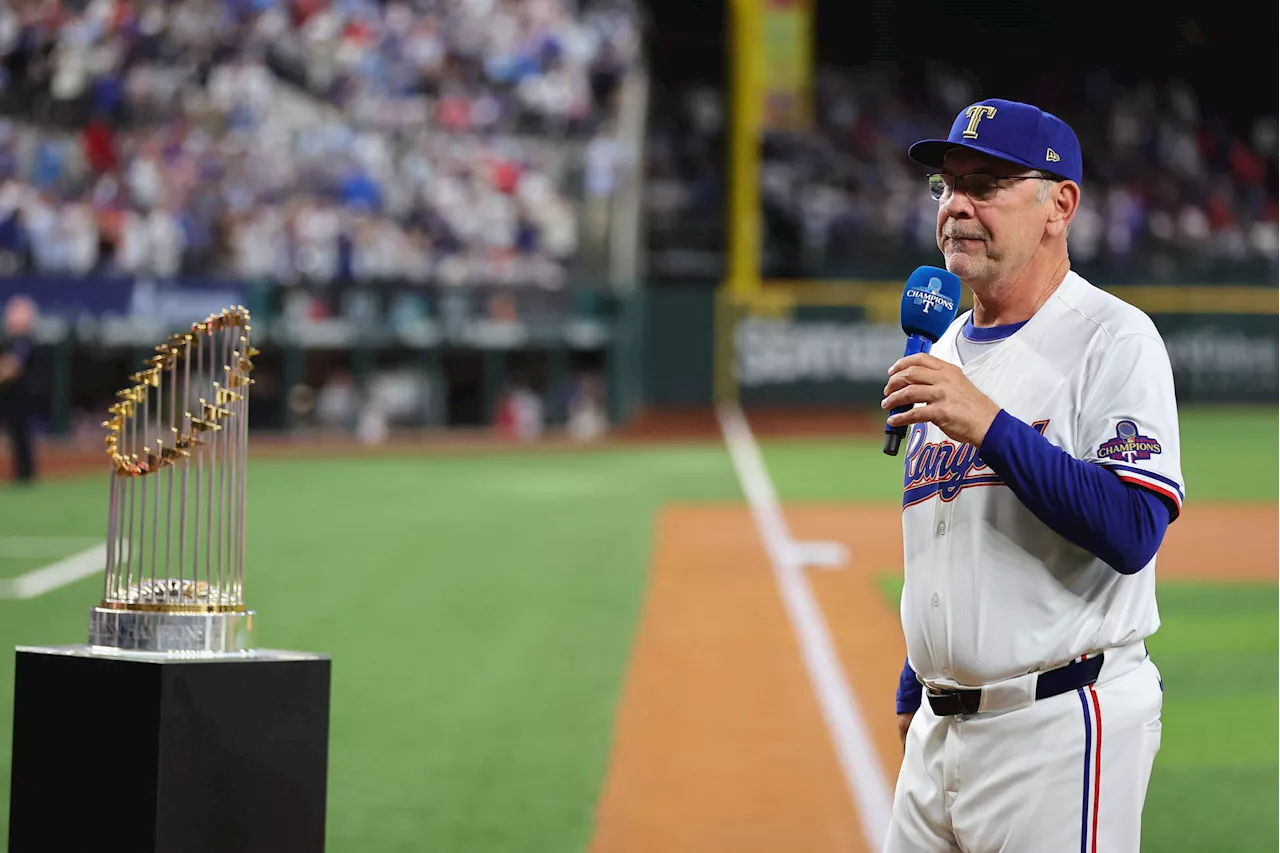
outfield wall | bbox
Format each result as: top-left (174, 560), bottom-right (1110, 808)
top-left (1, 275), bottom-right (645, 436)
top-left (644, 281), bottom-right (1279, 410)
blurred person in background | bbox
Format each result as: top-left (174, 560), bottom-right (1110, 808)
top-left (494, 378), bottom-right (544, 441)
top-left (316, 368), bottom-right (360, 433)
top-left (0, 293), bottom-right (36, 484)
top-left (566, 371), bottom-right (606, 442)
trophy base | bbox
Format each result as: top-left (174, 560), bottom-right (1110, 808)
top-left (88, 606), bottom-right (256, 653)
top-left (7, 645), bottom-right (330, 853)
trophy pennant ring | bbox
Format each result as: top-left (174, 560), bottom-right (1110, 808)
top-left (90, 306), bottom-right (259, 654)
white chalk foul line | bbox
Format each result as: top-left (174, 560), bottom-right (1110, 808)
top-left (0, 542), bottom-right (119, 600)
top-left (717, 402), bottom-right (892, 849)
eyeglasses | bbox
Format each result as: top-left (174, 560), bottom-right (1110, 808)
top-left (927, 172), bottom-right (1058, 203)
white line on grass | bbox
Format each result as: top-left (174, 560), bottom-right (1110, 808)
top-left (717, 402), bottom-right (893, 849)
top-left (0, 543), bottom-right (119, 600)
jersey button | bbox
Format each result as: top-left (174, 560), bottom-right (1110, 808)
top-left (931, 593), bottom-right (940, 607)
top-left (936, 522), bottom-right (947, 536)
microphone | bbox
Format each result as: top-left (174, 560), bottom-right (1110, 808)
top-left (883, 266), bottom-right (962, 456)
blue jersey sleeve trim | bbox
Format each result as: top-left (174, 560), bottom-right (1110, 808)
top-left (979, 410), bottom-right (1171, 574)
top-left (1100, 462), bottom-right (1184, 516)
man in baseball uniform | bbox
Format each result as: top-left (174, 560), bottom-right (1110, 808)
top-left (879, 99), bottom-right (1183, 852)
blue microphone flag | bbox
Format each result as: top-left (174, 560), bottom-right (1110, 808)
top-left (883, 266), bottom-right (962, 456)
top-left (900, 266), bottom-right (962, 342)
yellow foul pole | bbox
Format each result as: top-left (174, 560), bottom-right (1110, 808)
top-left (720, 0), bottom-right (812, 404)
top-left (727, 0), bottom-right (763, 299)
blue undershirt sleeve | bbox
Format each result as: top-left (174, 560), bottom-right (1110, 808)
top-left (897, 656), bottom-right (922, 714)
top-left (978, 409), bottom-right (1173, 575)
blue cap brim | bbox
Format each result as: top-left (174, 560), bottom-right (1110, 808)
top-left (907, 139), bottom-right (1041, 174)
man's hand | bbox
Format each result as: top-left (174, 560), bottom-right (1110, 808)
top-left (897, 711), bottom-right (915, 751)
top-left (881, 353), bottom-right (1002, 448)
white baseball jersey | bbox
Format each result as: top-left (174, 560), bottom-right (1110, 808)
top-left (899, 269), bottom-right (1185, 689)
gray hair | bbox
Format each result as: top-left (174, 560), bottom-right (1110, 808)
top-left (1035, 171), bottom-right (1074, 237)
top-left (1035, 170), bottom-right (1061, 204)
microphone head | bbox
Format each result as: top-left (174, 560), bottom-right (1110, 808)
top-left (900, 266), bottom-right (962, 342)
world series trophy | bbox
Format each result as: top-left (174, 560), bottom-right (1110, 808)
top-left (7, 307), bottom-right (331, 853)
top-left (92, 306), bottom-right (257, 653)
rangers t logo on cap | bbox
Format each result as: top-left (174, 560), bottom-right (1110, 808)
top-left (908, 98), bottom-right (1083, 184)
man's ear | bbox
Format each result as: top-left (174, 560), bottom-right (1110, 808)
top-left (1047, 181), bottom-right (1080, 238)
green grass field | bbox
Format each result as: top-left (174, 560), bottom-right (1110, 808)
top-left (0, 406), bottom-right (1275, 852)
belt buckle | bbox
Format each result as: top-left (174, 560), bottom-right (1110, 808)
top-left (926, 685), bottom-right (979, 716)
top-left (930, 692), bottom-right (963, 716)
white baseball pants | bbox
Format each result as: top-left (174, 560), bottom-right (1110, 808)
top-left (883, 641), bottom-right (1163, 853)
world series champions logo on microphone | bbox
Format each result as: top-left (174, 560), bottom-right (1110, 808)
top-left (905, 276), bottom-right (957, 315)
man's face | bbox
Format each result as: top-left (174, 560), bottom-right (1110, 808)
top-left (3, 297), bottom-right (34, 335)
top-left (933, 149), bottom-right (1050, 283)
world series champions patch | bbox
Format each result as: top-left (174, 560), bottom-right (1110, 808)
top-left (1097, 420), bottom-right (1162, 464)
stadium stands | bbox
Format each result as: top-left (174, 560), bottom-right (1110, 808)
top-left (0, 0), bottom-right (643, 285)
top-left (647, 64), bottom-right (1279, 283)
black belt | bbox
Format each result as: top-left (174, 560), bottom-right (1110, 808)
top-left (925, 654), bottom-right (1105, 717)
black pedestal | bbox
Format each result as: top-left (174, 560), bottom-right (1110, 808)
top-left (7, 646), bottom-right (331, 853)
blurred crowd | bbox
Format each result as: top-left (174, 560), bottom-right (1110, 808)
top-left (0, 0), bottom-right (642, 284)
top-left (648, 65), bottom-right (1280, 282)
